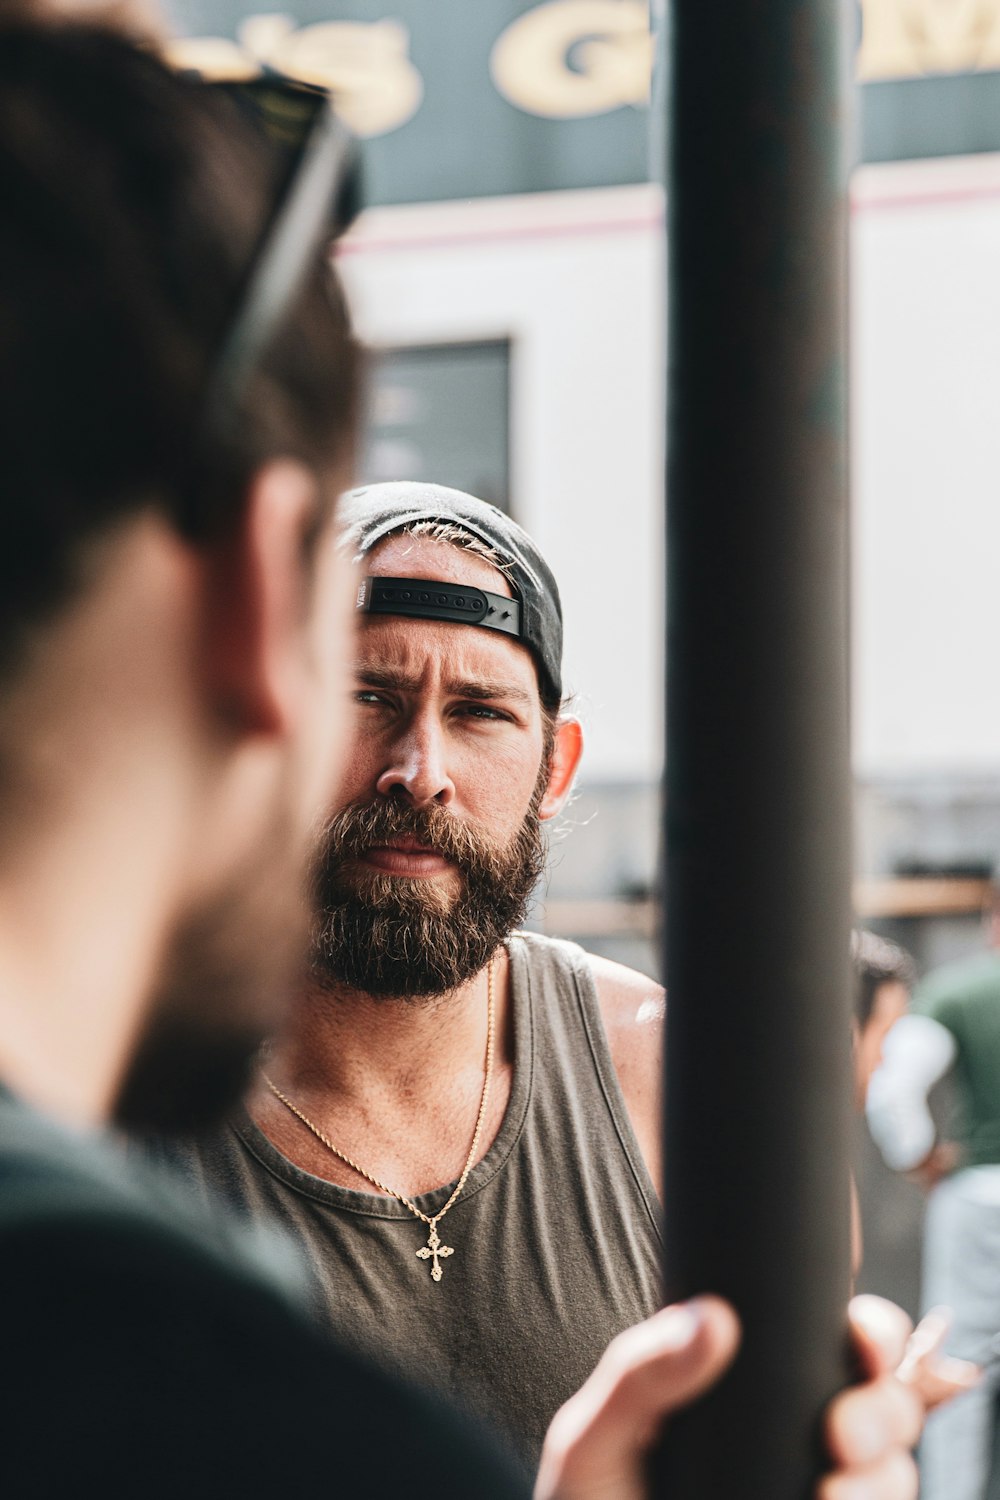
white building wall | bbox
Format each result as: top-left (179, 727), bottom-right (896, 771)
top-left (341, 162), bottom-right (1000, 786)
top-left (852, 152), bottom-right (1000, 777)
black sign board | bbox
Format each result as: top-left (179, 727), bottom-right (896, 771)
top-left (164, 0), bottom-right (1000, 204)
top-left (165, 0), bottom-right (653, 204)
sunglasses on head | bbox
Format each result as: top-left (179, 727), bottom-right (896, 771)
top-left (191, 72), bottom-right (362, 443)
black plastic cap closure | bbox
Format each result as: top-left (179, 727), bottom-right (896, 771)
top-left (340, 482), bottom-right (563, 706)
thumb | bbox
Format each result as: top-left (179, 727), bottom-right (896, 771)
top-left (535, 1298), bottom-right (741, 1500)
top-left (849, 1294), bottom-right (914, 1378)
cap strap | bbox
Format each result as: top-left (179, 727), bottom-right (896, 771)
top-left (356, 577), bottom-right (522, 639)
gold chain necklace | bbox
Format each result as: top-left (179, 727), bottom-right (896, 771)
top-left (262, 955), bottom-right (496, 1284)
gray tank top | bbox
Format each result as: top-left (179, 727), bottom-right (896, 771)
top-left (158, 933), bottom-right (662, 1466)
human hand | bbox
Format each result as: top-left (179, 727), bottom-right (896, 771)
top-left (535, 1294), bottom-right (925, 1500)
top-left (908, 1142), bottom-right (960, 1191)
top-left (895, 1305), bottom-right (979, 1413)
top-left (534, 1297), bottom-right (738, 1500)
top-left (820, 1295), bottom-right (923, 1499)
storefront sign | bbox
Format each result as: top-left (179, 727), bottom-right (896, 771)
top-left (859, 0), bottom-right (1000, 81)
top-left (164, 0), bottom-right (1000, 198)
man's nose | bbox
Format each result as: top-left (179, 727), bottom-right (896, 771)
top-left (375, 712), bottom-right (455, 808)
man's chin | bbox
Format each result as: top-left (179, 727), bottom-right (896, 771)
top-left (342, 866), bottom-right (462, 913)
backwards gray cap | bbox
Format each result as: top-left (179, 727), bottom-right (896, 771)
top-left (339, 481), bottom-right (563, 706)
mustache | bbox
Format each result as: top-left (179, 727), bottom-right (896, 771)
top-left (315, 798), bottom-right (500, 874)
top-left (309, 792), bottom-right (547, 999)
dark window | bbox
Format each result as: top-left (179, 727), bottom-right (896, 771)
top-left (360, 340), bottom-right (511, 513)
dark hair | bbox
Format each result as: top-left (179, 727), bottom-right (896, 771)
top-left (850, 929), bottom-right (916, 1028)
top-left (0, 24), bottom-right (359, 681)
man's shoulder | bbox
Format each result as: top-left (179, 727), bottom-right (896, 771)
top-left (514, 937), bottom-right (664, 1192)
top-left (585, 953), bottom-right (664, 1118)
top-left (587, 956), bottom-right (663, 1198)
top-left (0, 1088), bottom-right (304, 1310)
top-left (513, 931), bottom-right (664, 1011)
top-left (0, 1093), bottom-right (530, 1499)
top-left (2, 1203), bottom-right (527, 1499)
top-left (0, 1088), bottom-right (148, 1231)
top-left (512, 931), bottom-right (663, 1064)
top-left (586, 952), bottom-right (666, 1030)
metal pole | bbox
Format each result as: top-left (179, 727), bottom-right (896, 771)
top-left (655, 0), bottom-right (854, 1495)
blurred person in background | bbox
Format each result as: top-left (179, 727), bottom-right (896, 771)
top-left (0, 21), bottom-right (931, 1500)
top-left (868, 894), bottom-right (1000, 1500)
top-left (849, 930), bottom-right (918, 1283)
top-left (853, 929), bottom-right (917, 1110)
top-left (851, 931), bottom-right (976, 1406)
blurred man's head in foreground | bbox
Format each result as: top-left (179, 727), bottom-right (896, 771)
top-left (851, 929), bottom-right (915, 1106)
top-left (0, 24), bottom-right (359, 1130)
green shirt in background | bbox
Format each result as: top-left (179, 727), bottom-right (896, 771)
top-left (915, 951), bottom-right (1000, 1168)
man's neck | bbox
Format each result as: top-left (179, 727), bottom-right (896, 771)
top-left (0, 841), bottom-right (170, 1128)
top-left (267, 943), bottom-right (510, 1097)
top-left (251, 943), bottom-right (514, 1196)
top-left (0, 513), bottom-right (217, 1128)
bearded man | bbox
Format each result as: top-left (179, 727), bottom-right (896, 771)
top-left (160, 480), bottom-right (944, 1481)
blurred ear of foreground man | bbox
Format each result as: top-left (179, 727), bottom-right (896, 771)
top-left (0, 18), bottom-right (935, 1500)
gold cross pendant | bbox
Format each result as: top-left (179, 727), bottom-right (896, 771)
top-left (416, 1222), bottom-right (454, 1282)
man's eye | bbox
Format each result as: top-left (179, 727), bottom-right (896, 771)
top-left (355, 690), bottom-right (387, 706)
top-left (458, 705), bottom-right (510, 722)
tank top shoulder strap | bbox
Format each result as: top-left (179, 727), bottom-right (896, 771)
top-left (509, 931), bottom-right (662, 1237)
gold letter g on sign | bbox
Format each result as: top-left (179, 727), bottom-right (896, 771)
top-left (490, 0), bottom-right (653, 119)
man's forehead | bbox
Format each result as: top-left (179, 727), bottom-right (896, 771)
top-left (355, 611), bottom-right (541, 698)
top-left (366, 532), bottom-right (515, 599)
top-left (355, 531), bottom-right (548, 698)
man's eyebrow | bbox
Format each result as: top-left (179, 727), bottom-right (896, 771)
top-left (448, 679), bottom-right (534, 706)
top-left (354, 665), bottom-right (533, 705)
top-left (354, 665), bottom-right (420, 693)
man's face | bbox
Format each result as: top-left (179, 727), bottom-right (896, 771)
top-left (310, 532), bottom-right (557, 999)
top-left (116, 488), bottom-right (358, 1131)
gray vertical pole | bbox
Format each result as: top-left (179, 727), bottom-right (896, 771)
top-left (655, 1), bottom-right (855, 1496)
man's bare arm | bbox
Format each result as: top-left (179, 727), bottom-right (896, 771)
top-left (589, 953), bottom-right (664, 1196)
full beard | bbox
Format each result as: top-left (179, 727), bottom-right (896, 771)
top-left (310, 787), bottom-right (547, 1000)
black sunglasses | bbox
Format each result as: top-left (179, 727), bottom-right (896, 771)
top-left (195, 74), bottom-right (361, 444)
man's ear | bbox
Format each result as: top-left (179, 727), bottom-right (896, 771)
top-left (201, 460), bottom-right (319, 738)
top-left (538, 717), bottom-right (583, 821)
